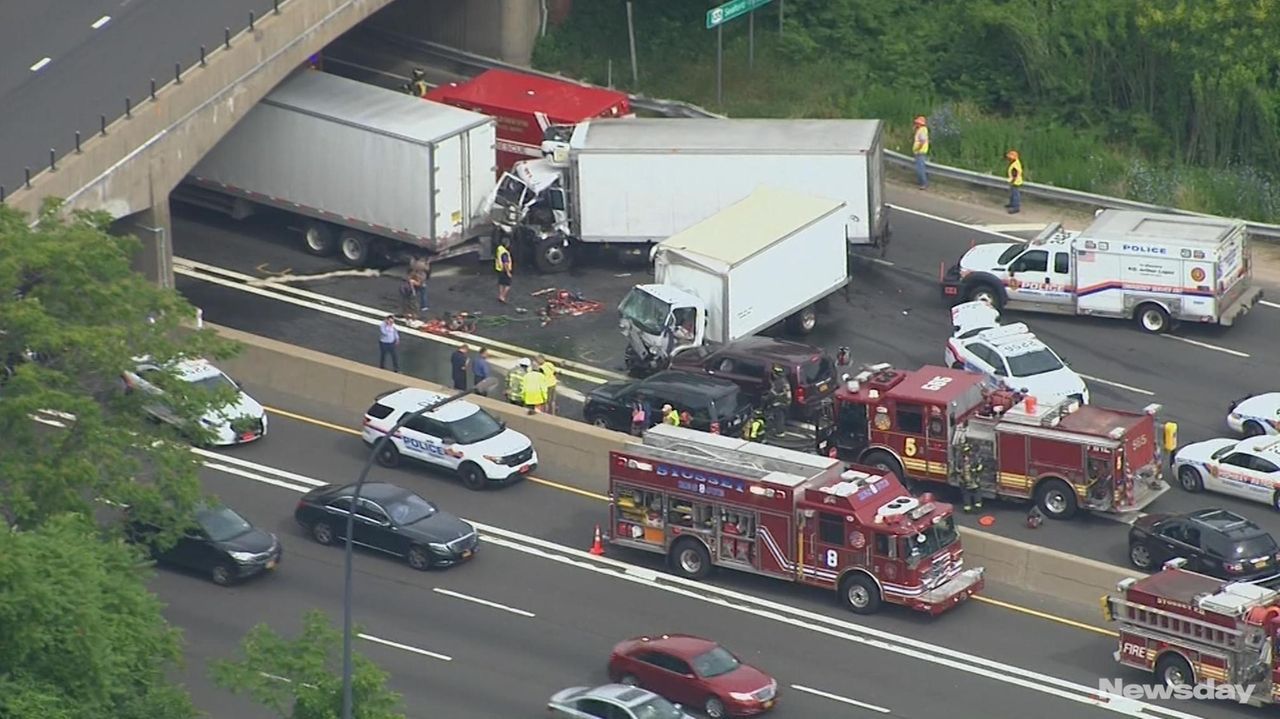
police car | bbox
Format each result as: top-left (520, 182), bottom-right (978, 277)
top-left (362, 387), bottom-right (537, 490)
top-left (1227, 393), bottom-right (1280, 436)
top-left (943, 301), bottom-right (1090, 404)
top-left (122, 357), bottom-right (267, 446)
top-left (1173, 437), bottom-right (1280, 510)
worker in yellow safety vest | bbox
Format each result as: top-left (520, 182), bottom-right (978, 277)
top-left (522, 361), bottom-right (547, 414)
top-left (410, 68), bottom-right (429, 98)
top-left (661, 404), bottom-right (680, 426)
top-left (495, 238), bottom-right (514, 303)
top-left (507, 358), bottom-right (529, 405)
top-left (1005, 149), bottom-right (1024, 214)
top-left (537, 355), bottom-right (558, 415)
top-left (912, 116), bottom-right (930, 189)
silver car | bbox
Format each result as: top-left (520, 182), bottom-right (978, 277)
top-left (548, 684), bottom-right (693, 719)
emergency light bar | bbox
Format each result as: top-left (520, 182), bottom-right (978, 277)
top-left (909, 503), bottom-right (935, 520)
top-left (1143, 403), bottom-right (1162, 415)
top-left (1108, 427), bottom-right (1126, 440)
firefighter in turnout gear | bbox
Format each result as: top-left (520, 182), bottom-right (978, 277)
top-left (958, 442), bottom-right (983, 512)
top-left (743, 411), bottom-right (766, 442)
top-left (410, 68), bottom-right (429, 98)
top-left (765, 366), bottom-right (792, 434)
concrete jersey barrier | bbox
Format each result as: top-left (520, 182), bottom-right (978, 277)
top-left (209, 323), bottom-right (1137, 609)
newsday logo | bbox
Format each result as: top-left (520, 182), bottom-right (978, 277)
top-left (1098, 678), bottom-right (1256, 705)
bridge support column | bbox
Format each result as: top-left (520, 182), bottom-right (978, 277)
top-left (126, 200), bottom-right (174, 289)
top-left (369, 0), bottom-right (541, 65)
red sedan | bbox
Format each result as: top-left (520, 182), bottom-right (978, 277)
top-left (607, 634), bottom-right (777, 718)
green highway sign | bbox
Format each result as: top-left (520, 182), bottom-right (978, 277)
top-left (706, 0), bottom-right (774, 29)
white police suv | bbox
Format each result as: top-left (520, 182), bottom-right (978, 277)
top-left (1227, 393), bottom-right (1280, 436)
top-left (943, 301), bottom-right (1090, 404)
top-left (362, 387), bottom-right (537, 490)
top-left (122, 357), bottom-right (267, 446)
top-left (1173, 437), bottom-right (1280, 509)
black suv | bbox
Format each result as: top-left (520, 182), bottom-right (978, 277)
top-left (583, 371), bottom-right (752, 435)
top-left (668, 337), bottom-right (837, 419)
top-left (1128, 508), bottom-right (1280, 580)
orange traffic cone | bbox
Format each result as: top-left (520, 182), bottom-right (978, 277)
top-left (589, 524), bottom-right (605, 555)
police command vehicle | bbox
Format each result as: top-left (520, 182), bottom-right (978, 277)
top-left (1228, 393), bottom-right (1280, 436)
top-left (1173, 437), bottom-right (1280, 510)
top-left (940, 209), bottom-right (1264, 334)
top-left (362, 388), bottom-right (537, 490)
top-left (944, 300), bottom-right (1090, 404)
top-left (122, 357), bottom-right (267, 446)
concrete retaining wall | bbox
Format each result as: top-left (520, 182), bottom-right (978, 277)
top-left (210, 323), bottom-right (1134, 609)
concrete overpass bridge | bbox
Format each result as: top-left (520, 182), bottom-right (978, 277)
top-left (0, 0), bottom-right (544, 286)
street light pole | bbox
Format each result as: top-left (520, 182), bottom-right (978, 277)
top-left (341, 388), bottom-right (475, 719)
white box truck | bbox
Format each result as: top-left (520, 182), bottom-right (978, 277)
top-left (176, 70), bottom-right (497, 267)
top-left (488, 117), bottom-right (886, 273)
top-left (619, 187), bottom-right (850, 373)
top-left (941, 210), bottom-right (1266, 333)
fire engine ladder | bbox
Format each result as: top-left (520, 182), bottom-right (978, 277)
top-left (637, 424), bottom-right (841, 480)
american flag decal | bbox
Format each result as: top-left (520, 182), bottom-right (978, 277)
top-left (1079, 251), bottom-right (1095, 262)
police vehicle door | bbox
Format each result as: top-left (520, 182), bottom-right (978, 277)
top-left (401, 415), bottom-right (462, 471)
top-left (1006, 249), bottom-right (1073, 306)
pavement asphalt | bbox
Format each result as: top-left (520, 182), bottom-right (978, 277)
top-left (171, 187), bottom-right (1280, 572)
top-left (0, 0), bottom-right (275, 192)
top-left (166, 392), bottom-right (1257, 719)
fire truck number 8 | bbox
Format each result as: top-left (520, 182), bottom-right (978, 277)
top-left (921, 376), bottom-right (952, 391)
top-left (825, 549), bottom-right (839, 567)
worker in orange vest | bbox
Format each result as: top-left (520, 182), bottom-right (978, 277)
top-left (912, 116), bottom-right (930, 189)
top-left (1005, 150), bottom-right (1024, 214)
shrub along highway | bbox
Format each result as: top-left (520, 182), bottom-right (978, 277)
top-left (168, 384), bottom-right (1251, 718)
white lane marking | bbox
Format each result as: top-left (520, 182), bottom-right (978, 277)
top-left (193, 446), bottom-right (327, 486)
top-left (91, 15), bottom-right (112, 28)
top-left (204, 454), bottom-right (1208, 719)
top-left (870, 257), bottom-right (895, 267)
top-left (1077, 374), bottom-right (1155, 396)
top-left (432, 587), bottom-right (536, 618)
top-left (983, 223), bottom-right (1049, 233)
top-left (253, 268), bottom-right (381, 285)
top-left (29, 57), bottom-right (52, 72)
top-left (790, 685), bottom-right (890, 713)
top-left (1160, 334), bottom-right (1250, 358)
top-left (31, 414), bottom-right (67, 428)
top-left (886, 203), bottom-right (1027, 242)
top-left (1261, 300), bottom-right (1279, 310)
top-left (357, 633), bottom-right (452, 662)
top-left (202, 462), bottom-right (314, 493)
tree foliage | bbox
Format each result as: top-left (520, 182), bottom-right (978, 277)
top-left (0, 514), bottom-right (197, 719)
top-left (211, 610), bottom-right (406, 719)
top-left (0, 201), bottom-right (239, 536)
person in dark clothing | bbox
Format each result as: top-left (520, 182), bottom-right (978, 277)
top-left (472, 347), bottom-right (497, 396)
top-left (450, 344), bottom-right (470, 391)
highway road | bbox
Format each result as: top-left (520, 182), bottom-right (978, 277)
top-left (170, 192), bottom-right (1280, 572)
top-left (164, 394), bottom-right (1256, 718)
top-left (0, 0), bottom-right (275, 192)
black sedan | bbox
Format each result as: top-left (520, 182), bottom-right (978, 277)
top-left (294, 482), bottom-right (478, 570)
top-left (129, 504), bottom-right (281, 586)
top-left (1128, 508), bottom-right (1280, 580)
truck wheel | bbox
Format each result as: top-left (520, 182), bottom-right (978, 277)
top-left (965, 283), bottom-right (1003, 309)
top-left (1176, 466), bottom-right (1203, 492)
top-left (1135, 303), bottom-right (1171, 334)
top-left (302, 222), bottom-right (337, 256)
top-left (862, 449), bottom-right (911, 491)
top-left (338, 230), bottom-right (371, 267)
top-left (785, 304), bottom-right (818, 335)
top-left (668, 538), bottom-right (712, 580)
top-left (1034, 479), bottom-right (1078, 520)
top-left (532, 235), bottom-right (572, 273)
top-left (839, 573), bottom-right (882, 614)
top-left (1155, 653), bottom-right (1195, 689)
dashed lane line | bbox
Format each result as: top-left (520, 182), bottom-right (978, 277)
top-left (1160, 334), bottom-right (1250, 358)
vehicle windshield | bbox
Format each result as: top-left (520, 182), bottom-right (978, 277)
top-left (903, 516), bottom-right (960, 563)
top-left (188, 372), bottom-right (238, 394)
top-left (997, 244), bottom-right (1025, 265)
top-left (802, 356), bottom-right (835, 385)
top-left (1230, 535), bottom-right (1278, 558)
top-left (1005, 348), bottom-right (1064, 377)
top-left (691, 646), bottom-right (741, 678)
top-left (1211, 444), bottom-right (1237, 460)
top-left (710, 390), bottom-right (747, 420)
top-left (446, 408), bottom-right (504, 444)
top-left (493, 173), bottom-right (528, 206)
top-left (384, 493), bottom-right (437, 525)
top-left (631, 697), bottom-right (684, 719)
top-left (618, 289), bottom-right (670, 336)
top-left (197, 506), bottom-right (254, 542)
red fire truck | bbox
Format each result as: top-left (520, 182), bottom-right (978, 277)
top-left (607, 424), bottom-right (984, 615)
top-left (1104, 560), bottom-right (1280, 707)
top-left (819, 364), bottom-right (1173, 520)
top-left (425, 69), bottom-right (632, 174)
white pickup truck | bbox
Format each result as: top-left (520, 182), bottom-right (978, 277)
top-left (940, 210), bottom-right (1265, 333)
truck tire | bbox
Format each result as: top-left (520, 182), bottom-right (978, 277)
top-left (785, 304), bottom-right (818, 335)
top-left (1034, 478), bottom-right (1078, 520)
top-left (1155, 653), bottom-right (1195, 689)
top-left (338, 229), bottom-right (371, 267)
top-left (861, 449), bottom-right (911, 491)
top-left (532, 235), bottom-right (573, 273)
top-left (668, 538), bottom-right (712, 580)
top-left (302, 221), bottom-right (337, 256)
top-left (1135, 303), bottom-right (1171, 334)
top-left (839, 573), bottom-right (882, 614)
top-left (965, 283), bottom-right (1003, 310)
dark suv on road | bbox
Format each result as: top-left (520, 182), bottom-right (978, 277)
top-left (668, 337), bottom-right (838, 420)
top-left (1128, 508), bottom-right (1280, 580)
top-left (583, 371), bottom-right (752, 435)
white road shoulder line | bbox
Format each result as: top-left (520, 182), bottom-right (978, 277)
top-left (1077, 374), bottom-right (1155, 396)
top-left (91, 15), bottom-right (111, 29)
top-left (1261, 299), bottom-right (1279, 310)
top-left (30, 57), bottom-right (52, 72)
top-left (1160, 334), bottom-right (1250, 358)
top-left (432, 587), bottom-right (536, 617)
top-left (886, 203), bottom-right (1027, 242)
top-left (789, 685), bottom-right (890, 713)
top-left (357, 633), bottom-right (452, 662)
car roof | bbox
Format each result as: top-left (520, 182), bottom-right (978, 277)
top-left (581, 684), bottom-right (664, 707)
top-left (1239, 438), bottom-right (1280, 461)
top-left (969, 324), bottom-right (1049, 357)
top-left (375, 387), bottom-right (482, 423)
top-left (1186, 509), bottom-right (1267, 538)
top-left (716, 337), bottom-right (829, 364)
top-left (641, 371), bottom-right (740, 397)
top-left (335, 482), bottom-right (408, 503)
top-left (627, 633), bottom-right (718, 659)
